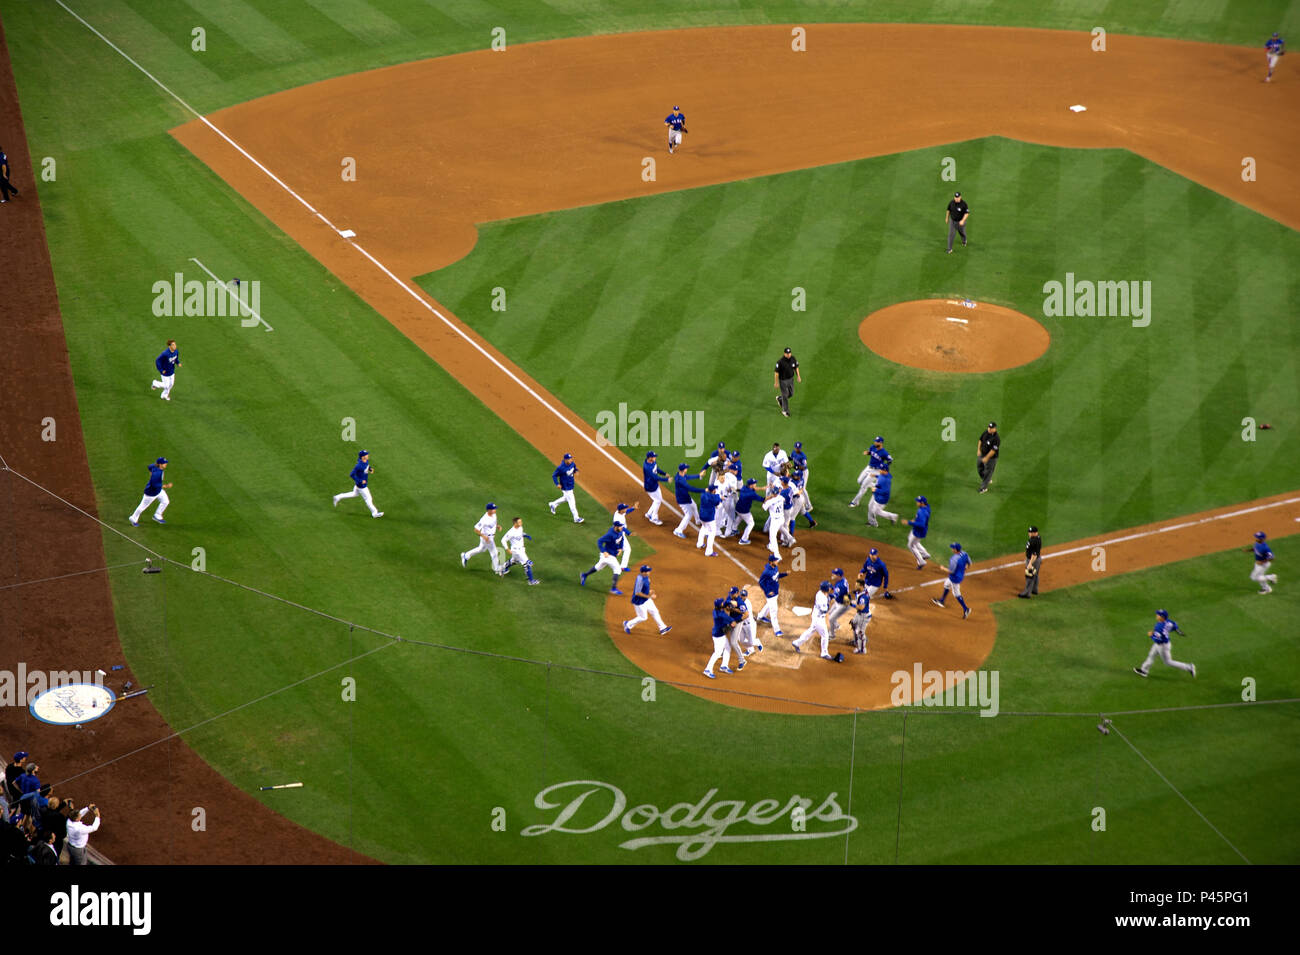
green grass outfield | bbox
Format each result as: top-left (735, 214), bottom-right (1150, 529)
top-left (421, 139), bottom-right (1300, 558)
top-left (4, 0), bottom-right (1299, 863)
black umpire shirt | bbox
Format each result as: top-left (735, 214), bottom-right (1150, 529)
top-left (775, 354), bottom-right (799, 381)
top-left (979, 429), bottom-right (1000, 459)
top-left (948, 197), bottom-right (969, 221)
top-left (1025, 535), bottom-right (1041, 562)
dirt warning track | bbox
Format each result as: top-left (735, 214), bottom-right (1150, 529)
top-left (171, 24), bottom-right (1300, 714)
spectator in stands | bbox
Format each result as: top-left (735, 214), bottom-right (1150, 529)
top-left (19, 782), bottom-right (51, 819)
top-left (16, 762), bottom-right (41, 809)
top-left (30, 830), bottom-right (58, 865)
top-left (38, 796), bottom-right (68, 857)
top-left (3, 750), bottom-right (29, 807)
top-left (65, 804), bottom-right (101, 865)
top-left (0, 809), bottom-right (31, 863)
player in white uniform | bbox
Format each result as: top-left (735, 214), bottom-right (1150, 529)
top-left (498, 517), bottom-right (540, 585)
top-left (611, 503), bottom-right (637, 571)
top-left (792, 581), bottom-right (834, 659)
top-left (622, 564), bottom-right (670, 634)
top-left (718, 466), bottom-right (740, 537)
top-left (460, 502), bottom-right (502, 573)
top-left (735, 586), bottom-right (761, 654)
top-left (761, 487), bottom-right (788, 558)
top-left (762, 442), bottom-right (789, 480)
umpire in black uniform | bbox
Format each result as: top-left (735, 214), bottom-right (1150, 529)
top-left (0, 145), bottom-right (20, 203)
top-left (1019, 526), bottom-right (1041, 598)
top-left (773, 347), bottom-right (800, 417)
top-left (946, 191), bottom-right (969, 252)
top-left (977, 421), bottom-right (999, 492)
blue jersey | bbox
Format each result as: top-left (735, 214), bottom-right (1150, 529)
top-left (632, 574), bottom-right (652, 605)
top-left (759, 567), bottom-right (787, 598)
top-left (861, 557), bottom-right (889, 589)
top-left (736, 486), bottom-right (762, 515)
top-left (909, 504), bottom-right (931, 538)
top-left (144, 464), bottom-right (166, 495)
top-left (155, 347), bottom-right (180, 376)
top-left (868, 445), bottom-right (892, 470)
top-left (730, 457), bottom-right (742, 481)
top-left (1150, 618), bottom-right (1181, 644)
top-left (873, 472), bottom-right (892, 504)
top-left (349, 461), bottom-right (369, 488)
top-left (780, 486), bottom-right (794, 509)
top-left (852, 590), bottom-right (870, 614)
top-left (665, 112), bottom-right (686, 131)
top-left (1266, 35), bottom-right (1285, 54)
top-left (948, 550), bottom-right (972, 583)
top-left (643, 462), bottom-right (668, 492)
top-left (674, 473), bottom-right (703, 505)
top-left (598, 527), bottom-right (624, 555)
top-left (790, 451), bottom-right (808, 473)
top-left (711, 607), bottom-right (732, 637)
top-left (699, 490), bottom-right (721, 522)
top-left (830, 578), bottom-right (850, 605)
top-left (1254, 541), bottom-right (1274, 562)
top-left (552, 460), bottom-right (577, 491)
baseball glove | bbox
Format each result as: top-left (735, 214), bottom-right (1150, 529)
top-left (883, 591), bottom-right (895, 600)
top-left (832, 652), bottom-right (844, 663)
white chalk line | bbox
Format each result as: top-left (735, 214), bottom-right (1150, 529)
top-left (187, 257), bottom-right (272, 330)
top-left (55, 0), bottom-right (754, 582)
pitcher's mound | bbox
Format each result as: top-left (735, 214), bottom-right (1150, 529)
top-left (859, 298), bottom-right (1050, 373)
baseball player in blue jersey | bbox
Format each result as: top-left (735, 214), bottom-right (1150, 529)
top-left (664, 106), bottom-right (687, 154)
top-left (931, 542), bottom-right (973, 618)
top-left (851, 436), bottom-right (892, 506)
top-left (548, 453), bottom-right (583, 523)
top-left (905, 495), bottom-right (932, 569)
top-left (623, 564), bottom-right (671, 635)
top-left (734, 586), bottom-right (761, 654)
top-left (860, 548), bottom-right (893, 600)
top-left (333, 450), bottom-right (384, 518)
top-left (756, 554), bottom-right (787, 638)
top-left (499, 517), bottom-right (540, 585)
top-left (461, 502), bottom-right (501, 571)
top-left (703, 598), bottom-right (736, 679)
top-left (866, 464), bottom-right (899, 527)
top-left (1266, 32), bottom-right (1285, 82)
top-left (734, 478), bottom-right (763, 545)
top-left (580, 525), bottom-right (626, 594)
top-left (150, 340), bottom-right (181, 401)
top-left (825, 568), bottom-right (852, 636)
top-left (127, 457), bottom-right (173, 526)
top-left (641, 451), bottom-right (669, 525)
top-left (672, 464), bottom-right (704, 537)
top-left (790, 441), bottom-right (812, 512)
top-left (1250, 531), bottom-right (1278, 594)
top-left (696, 484), bottom-right (723, 556)
top-left (1134, 609), bottom-right (1195, 678)
top-left (611, 503), bottom-right (637, 571)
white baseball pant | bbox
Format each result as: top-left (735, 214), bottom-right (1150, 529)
top-left (826, 602), bottom-right (850, 634)
top-left (463, 536), bottom-right (501, 571)
top-left (334, 485), bottom-right (380, 516)
top-left (593, 553), bottom-right (622, 577)
top-left (645, 487), bottom-right (665, 523)
top-left (150, 372), bottom-right (176, 399)
top-left (696, 518), bottom-right (719, 556)
top-left (550, 488), bottom-right (580, 521)
top-left (867, 498), bottom-right (898, 526)
top-left (626, 599), bottom-right (666, 631)
top-left (736, 512), bottom-right (754, 543)
top-left (130, 489), bottom-right (170, 522)
top-left (674, 501), bottom-right (699, 535)
top-left (908, 532), bottom-right (932, 566)
top-left (758, 595), bottom-right (784, 635)
top-left (850, 467), bottom-right (880, 505)
top-left (705, 633), bottom-right (731, 674)
top-left (1139, 642), bottom-right (1194, 674)
top-left (1250, 561), bottom-right (1277, 593)
top-left (793, 616), bottom-right (830, 657)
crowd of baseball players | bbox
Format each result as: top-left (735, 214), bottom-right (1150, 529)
top-left (130, 339), bottom-right (1283, 685)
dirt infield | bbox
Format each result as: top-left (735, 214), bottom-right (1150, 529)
top-left (172, 24), bottom-right (1299, 714)
top-left (859, 299), bottom-right (1051, 373)
top-left (0, 12), bottom-right (370, 865)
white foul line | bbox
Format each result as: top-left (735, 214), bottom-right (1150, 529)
top-left (54, 0), bottom-right (756, 581)
top-left (188, 257), bottom-right (272, 331)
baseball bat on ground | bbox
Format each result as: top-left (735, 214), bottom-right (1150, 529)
top-left (259, 782), bottom-right (304, 791)
top-left (118, 685), bottom-right (154, 701)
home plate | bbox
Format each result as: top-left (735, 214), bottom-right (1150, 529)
top-left (1069, 104), bottom-right (1087, 113)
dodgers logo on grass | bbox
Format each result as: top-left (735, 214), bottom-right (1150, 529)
top-left (521, 780), bottom-right (858, 861)
top-left (30, 683), bottom-right (116, 725)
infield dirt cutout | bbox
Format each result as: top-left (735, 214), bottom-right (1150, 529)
top-left (169, 23), bottom-right (1300, 717)
top-left (860, 299), bottom-right (1051, 373)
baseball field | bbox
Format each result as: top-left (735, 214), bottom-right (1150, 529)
top-left (1, 0), bottom-right (1298, 869)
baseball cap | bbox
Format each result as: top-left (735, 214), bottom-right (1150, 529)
top-left (767, 554), bottom-right (781, 563)
top-left (820, 580), bottom-right (831, 591)
top-left (879, 463), bottom-right (889, 471)
top-left (794, 441), bottom-right (802, 449)
top-left (678, 463), bottom-right (689, 471)
top-left (646, 451), bottom-right (657, 459)
top-left (640, 564), bottom-right (652, 572)
top-left (358, 450), bottom-right (368, 457)
top-left (950, 542), bottom-right (962, 550)
top-left (916, 495), bottom-right (928, 504)
top-left (1156, 609), bottom-right (1168, 618)
top-left (13, 751), bottom-right (28, 762)
top-left (783, 347), bottom-right (792, 355)
top-left (988, 422), bottom-right (997, 428)
top-left (868, 548), bottom-right (878, 557)
top-left (954, 191), bottom-right (962, 198)
top-left (1029, 525), bottom-right (1039, 533)
top-left (156, 457), bottom-right (169, 464)
top-left (563, 453), bottom-right (573, 460)
top-left (745, 478), bottom-right (757, 486)
top-left (717, 441), bottom-right (726, 449)
top-left (616, 503), bottom-right (628, 511)
top-left (673, 105), bottom-right (680, 110)
top-left (714, 598), bottom-right (724, 608)
top-left (486, 502), bottom-right (497, 510)
top-left (832, 567), bottom-right (844, 576)
top-left (874, 436), bottom-right (884, 442)
top-left (1254, 531), bottom-right (1267, 540)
